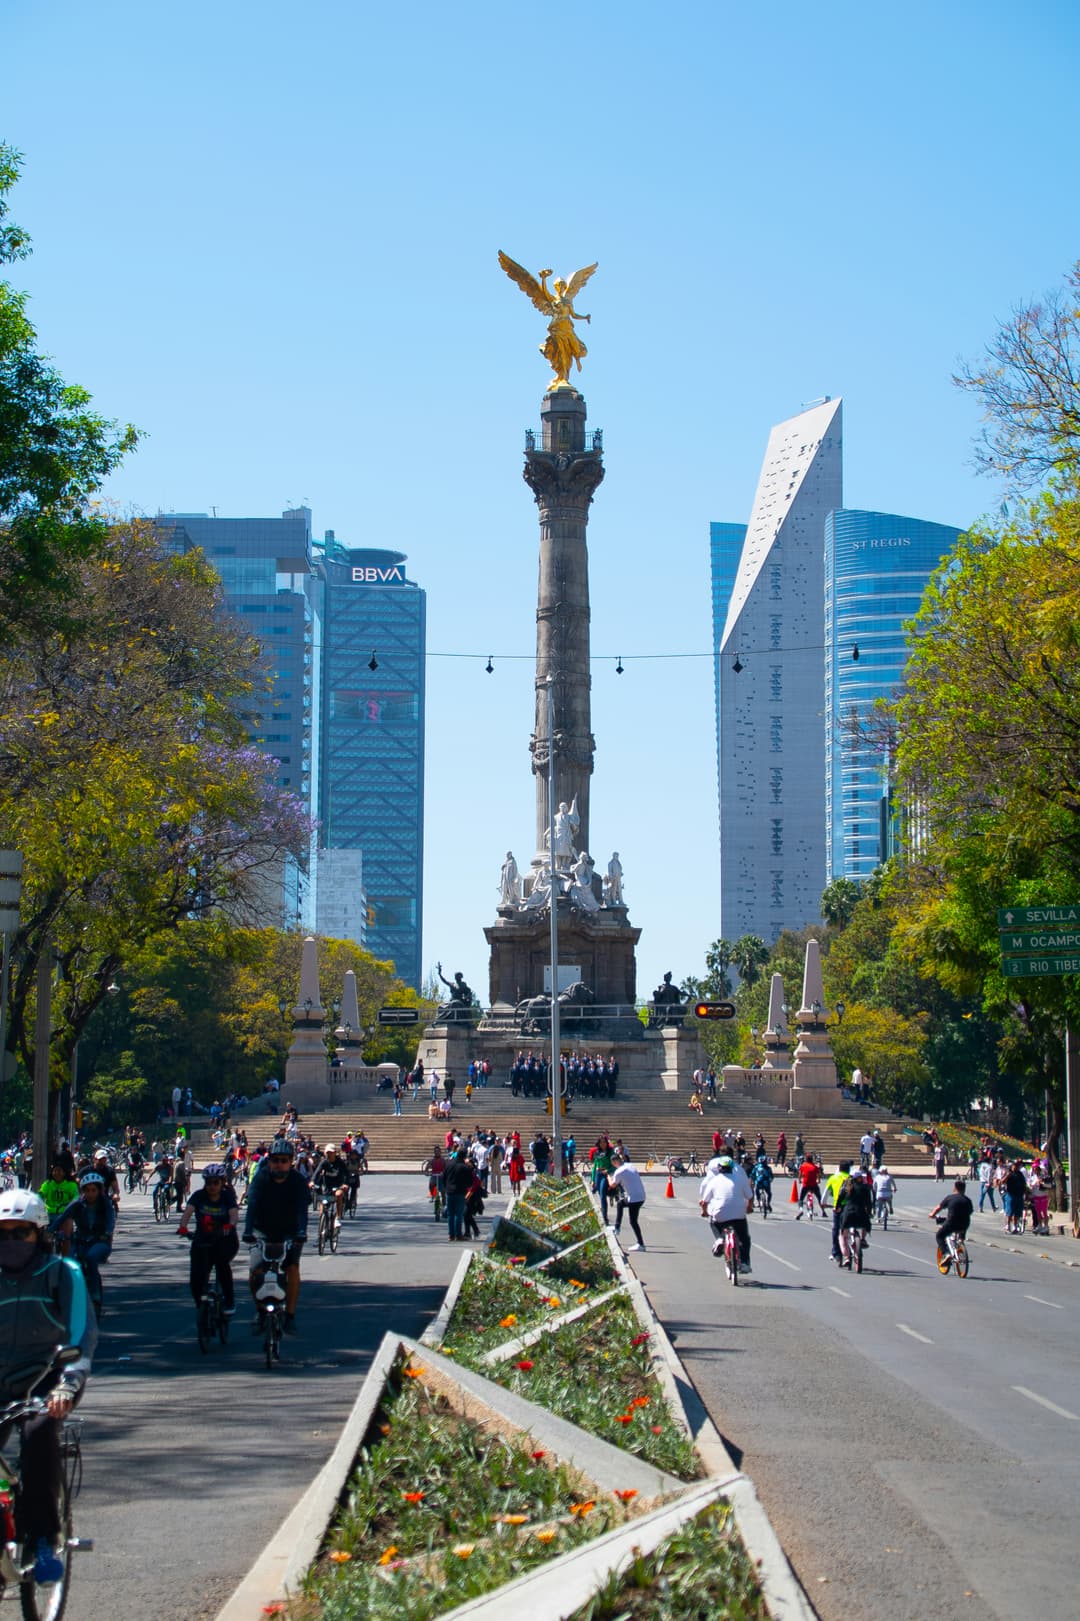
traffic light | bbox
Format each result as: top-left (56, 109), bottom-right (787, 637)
top-left (694, 1001), bottom-right (736, 1021)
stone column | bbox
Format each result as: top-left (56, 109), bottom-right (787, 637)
top-left (788, 939), bottom-right (838, 1113)
top-left (285, 936), bottom-right (328, 1093)
top-left (524, 388), bottom-right (604, 860)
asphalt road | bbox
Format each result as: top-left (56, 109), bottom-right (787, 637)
top-left (64, 1172), bottom-right (493, 1621)
top-left (630, 1173), bottom-right (1080, 1621)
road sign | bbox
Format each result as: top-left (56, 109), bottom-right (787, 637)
top-left (1001, 954), bottom-right (1080, 979)
top-left (997, 903), bottom-right (1080, 929)
top-left (999, 928), bottom-right (1080, 955)
top-left (693, 1001), bottom-right (737, 1021)
top-left (377, 1006), bottom-right (420, 1026)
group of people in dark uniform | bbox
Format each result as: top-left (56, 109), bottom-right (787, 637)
top-left (508, 1050), bottom-right (619, 1101)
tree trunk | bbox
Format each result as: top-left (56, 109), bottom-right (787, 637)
top-left (1044, 1089), bottom-right (1068, 1213)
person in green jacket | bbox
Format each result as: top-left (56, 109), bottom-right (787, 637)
top-left (39, 1163), bottom-right (79, 1223)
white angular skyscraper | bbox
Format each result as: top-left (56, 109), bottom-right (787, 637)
top-left (716, 398), bottom-right (842, 943)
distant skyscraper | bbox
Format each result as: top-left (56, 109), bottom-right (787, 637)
top-left (715, 399), bottom-right (843, 943)
top-left (316, 848), bottom-right (367, 947)
top-left (824, 508), bottom-right (961, 881)
top-left (157, 507), bottom-right (323, 931)
top-left (319, 546), bottom-right (426, 989)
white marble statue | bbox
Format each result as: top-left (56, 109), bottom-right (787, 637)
top-left (499, 851), bottom-right (521, 906)
top-left (570, 850), bottom-right (600, 911)
top-left (522, 865), bottom-right (554, 910)
top-left (602, 850), bottom-right (624, 906)
top-left (549, 797), bottom-right (580, 871)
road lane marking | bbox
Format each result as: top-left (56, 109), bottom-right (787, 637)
top-left (828, 1285), bottom-right (851, 1298)
top-left (1024, 1294), bottom-right (1062, 1310)
top-left (897, 1323), bottom-right (934, 1344)
top-left (1012, 1385), bottom-right (1079, 1422)
top-left (754, 1244), bottom-right (801, 1272)
top-left (888, 1248), bottom-right (935, 1266)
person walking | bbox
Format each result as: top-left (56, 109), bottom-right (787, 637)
top-left (392, 1080), bottom-right (403, 1116)
top-left (488, 1137), bottom-right (504, 1194)
top-left (444, 1150), bottom-right (473, 1241)
top-left (933, 1141), bottom-right (947, 1182)
top-left (607, 1152), bottom-right (647, 1251)
top-left (977, 1156), bottom-right (996, 1212)
top-left (507, 1143), bottom-right (526, 1195)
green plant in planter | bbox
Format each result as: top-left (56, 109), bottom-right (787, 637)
top-left (567, 1500), bottom-right (767, 1620)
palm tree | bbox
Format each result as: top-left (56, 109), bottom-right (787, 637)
top-left (821, 878), bottom-right (862, 929)
top-left (730, 934), bottom-right (769, 987)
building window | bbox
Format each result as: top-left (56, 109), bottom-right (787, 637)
top-left (770, 667), bottom-right (782, 700)
top-left (769, 716), bottom-right (782, 753)
top-left (769, 615), bottom-right (782, 650)
top-left (769, 767), bottom-right (782, 804)
top-left (770, 818), bottom-right (783, 854)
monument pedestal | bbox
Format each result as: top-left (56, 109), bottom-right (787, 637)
top-left (484, 897), bottom-right (642, 1040)
top-left (652, 1026), bottom-right (704, 1092)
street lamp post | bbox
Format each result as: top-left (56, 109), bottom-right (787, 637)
top-left (547, 675), bottom-right (562, 1177)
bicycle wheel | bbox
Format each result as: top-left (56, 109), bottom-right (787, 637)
top-left (20, 1478), bottom-right (71, 1621)
top-left (197, 1299), bottom-right (211, 1355)
top-left (329, 1212), bottom-right (340, 1254)
top-left (317, 1210), bottom-right (328, 1257)
top-left (153, 1186), bottom-right (164, 1223)
top-left (954, 1240), bottom-right (969, 1278)
top-left (854, 1233), bottom-right (863, 1274)
top-left (726, 1235), bottom-right (739, 1285)
top-left (264, 1321), bottom-right (275, 1370)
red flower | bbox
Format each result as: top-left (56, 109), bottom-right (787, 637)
top-left (530, 1450), bottom-right (546, 1461)
top-left (402, 1491), bottom-right (425, 1503)
top-left (651, 1425), bottom-right (663, 1434)
top-left (515, 1359), bottom-right (534, 1371)
top-left (630, 1333), bottom-right (649, 1347)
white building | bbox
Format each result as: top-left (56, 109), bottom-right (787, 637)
top-left (716, 399), bottom-right (843, 943)
top-left (316, 848), bottom-right (367, 948)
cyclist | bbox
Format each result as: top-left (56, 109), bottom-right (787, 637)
top-left (241, 1137), bottom-right (308, 1334)
top-left (92, 1147), bottom-right (121, 1210)
top-left (311, 1142), bottom-right (348, 1230)
top-left (123, 1140), bottom-right (145, 1190)
top-left (872, 1165), bottom-right (897, 1225)
top-left (178, 1163), bottom-right (239, 1317)
top-left (835, 1167), bottom-right (874, 1266)
top-left (173, 1142), bottom-right (193, 1214)
top-left (54, 1171), bottom-right (116, 1311)
top-left (149, 1153), bottom-right (174, 1211)
top-left (750, 1155), bottom-right (773, 1214)
top-left (930, 1179), bottom-right (973, 1270)
top-left (353, 1131), bottom-right (370, 1174)
top-left (0, 1188), bottom-right (97, 1584)
top-left (699, 1154), bottom-right (754, 1274)
top-left (343, 1147), bottom-right (363, 1212)
top-left (824, 1160), bottom-right (852, 1261)
top-left (39, 1160), bottom-right (79, 1224)
top-left (795, 1153), bottom-right (824, 1218)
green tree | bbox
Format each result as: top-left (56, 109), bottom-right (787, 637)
top-left (0, 146), bottom-right (138, 636)
top-left (730, 934), bottom-right (769, 988)
top-left (821, 877), bottom-right (862, 929)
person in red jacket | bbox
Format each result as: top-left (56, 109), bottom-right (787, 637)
top-left (775, 1131), bottom-right (788, 1168)
top-left (795, 1154), bottom-right (824, 1218)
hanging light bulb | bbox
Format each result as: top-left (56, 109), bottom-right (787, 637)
top-left (615, 655), bottom-right (624, 675)
top-left (852, 644), bottom-right (860, 662)
top-left (368, 650), bottom-right (378, 671)
top-left (485, 655), bottom-right (494, 674)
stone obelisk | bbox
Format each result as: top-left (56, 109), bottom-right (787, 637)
top-left (525, 389), bottom-right (604, 860)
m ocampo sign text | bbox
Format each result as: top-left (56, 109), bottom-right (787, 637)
top-left (1000, 929), bottom-right (1080, 955)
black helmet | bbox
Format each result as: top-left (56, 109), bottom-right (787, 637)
top-left (269, 1137), bottom-right (294, 1158)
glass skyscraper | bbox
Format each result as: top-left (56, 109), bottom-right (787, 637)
top-left (156, 507), bottom-right (322, 930)
top-left (824, 509), bottom-right (961, 881)
top-left (318, 546), bottom-right (426, 989)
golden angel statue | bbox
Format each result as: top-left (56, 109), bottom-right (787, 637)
top-left (498, 251), bottom-right (598, 390)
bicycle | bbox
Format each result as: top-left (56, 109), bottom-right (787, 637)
top-left (685, 1150), bottom-right (701, 1175)
top-left (840, 1225), bottom-right (867, 1273)
top-left (0, 1345), bottom-right (92, 1621)
top-left (316, 1195), bottom-right (341, 1256)
top-left (711, 1220), bottom-right (741, 1285)
top-left (874, 1196), bottom-right (892, 1232)
top-left (937, 1229), bottom-right (970, 1277)
top-left (151, 1181), bottom-right (172, 1223)
top-left (754, 1182), bottom-right (772, 1218)
top-left (178, 1235), bottom-right (230, 1353)
top-left (67, 1243), bottom-right (104, 1323)
top-left (123, 1163), bottom-right (142, 1196)
top-left (249, 1236), bottom-right (289, 1369)
top-left (345, 1179), bottom-right (359, 1218)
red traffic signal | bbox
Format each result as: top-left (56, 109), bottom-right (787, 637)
top-left (694, 1001), bottom-right (736, 1021)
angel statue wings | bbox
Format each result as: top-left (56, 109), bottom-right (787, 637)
top-left (498, 251), bottom-right (598, 390)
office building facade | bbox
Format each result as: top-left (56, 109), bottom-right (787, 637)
top-left (157, 507), bottom-right (323, 931)
top-left (319, 547), bottom-right (426, 989)
top-left (824, 508), bottom-right (961, 881)
top-left (715, 399), bottom-right (843, 944)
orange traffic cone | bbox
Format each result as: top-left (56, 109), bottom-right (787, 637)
top-left (665, 1171), bottom-right (675, 1199)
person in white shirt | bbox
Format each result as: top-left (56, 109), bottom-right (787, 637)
top-left (607, 1153), bottom-right (647, 1251)
top-left (872, 1166), bottom-right (896, 1222)
top-left (859, 1130), bottom-right (875, 1169)
top-left (699, 1154), bottom-right (754, 1273)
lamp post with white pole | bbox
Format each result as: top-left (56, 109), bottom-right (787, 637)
top-left (546, 675), bottom-right (562, 1177)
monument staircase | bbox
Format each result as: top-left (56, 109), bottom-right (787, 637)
top-left (188, 1079), bottom-right (933, 1172)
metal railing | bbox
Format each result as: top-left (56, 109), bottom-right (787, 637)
top-left (524, 429), bottom-right (603, 453)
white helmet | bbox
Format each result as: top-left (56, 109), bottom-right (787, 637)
top-left (0, 1188), bottom-right (48, 1228)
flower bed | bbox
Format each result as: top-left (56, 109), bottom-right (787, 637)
top-left (541, 1233), bottom-right (618, 1291)
top-left (512, 1175), bottom-right (601, 1244)
top-left (446, 1291), bottom-right (698, 1482)
top-left (565, 1499), bottom-right (767, 1621)
top-left (294, 1352), bottom-right (631, 1621)
top-left (932, 1121), bottom-right (1038, 1162)
top-left (442, 1254), bottom-right (593, 1358)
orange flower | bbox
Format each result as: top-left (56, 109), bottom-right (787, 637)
top-left (569, 1500), bottom-right (596, 1517)
top-left (546, 1296), bottom-right (561, 1308)
top-left (378, 1423), bottom-right (391, 1435)
top-left (630, 1396), bottom-right (650, 1408)
top-left (613, 1489), bottom-right (638, 1502)
top-left (328, 1550), bottom-right (352, 1564)
top-left (499, 1314), bottom-right (518, 1328)
top-left (402, 1491), bottom-right (425, 1503)
top-left (534, 1528), bottom-right (557, 1543)
top-left (498, 1513), bottom-right (529, 1525)
top-left (402, 1365), bottom-right (424, 1379)
top-left (569, 1279), bottom-right (586, 1289)
top-left (651, 1425), bottom-right (663, 1434)
top-left (615, 1413), bottom-right (634, 1424)
top-left (378, 1546), bottom-right (399, 1565)
top-left (452, 1544), bottom-right (475, 1559)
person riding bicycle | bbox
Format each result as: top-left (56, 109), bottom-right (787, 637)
top-left (835, 1168), bottom-right (873, 1267)
top-left (0, 1188), bottom-right (97, 1584)
top-left (872, 1165), bottom-right (897, 1222)
top-left (173, 1143), bottom-right (193, 1214)
top-left (353, 1131), bottom-right (370, 1173)
top-left (123, 1141), bottom-right (145, 1186)
top-left (426, 1147), bottom-right (447, 1211)
top-left (699, 1154), bottom-right (754, 1274)
top-left (311, 1143), bottom-right (348, 1228)
top-left (92, 1147), bottom-right (121, 1210)
top-left (39, 1161), bottom-right (79, 1223)
top-left (54, 1172), bottom-right (116, 1306)
top-left (178, 1164), bottom-right (239, 1317)
top-left (241, 1137), bottom-right (308, 1335)
top-left (149, 1153), bottom-right (174, 1209)
top-left (750, 1155), bottom-right (773, 1213)
top-left (795, 1153), bottom-right (824, 1218)
top-left (343, 1148), bottom-right (363, 1209)
top-left (930, 1179), bottom-right (973, 1270)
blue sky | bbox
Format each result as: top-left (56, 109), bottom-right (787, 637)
top-left (6, 0), bottom-right (1079, 999)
